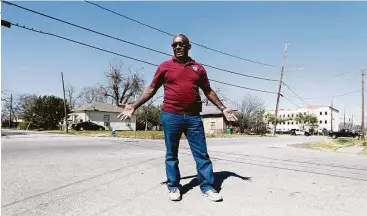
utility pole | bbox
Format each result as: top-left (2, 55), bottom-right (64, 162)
top-left (273, 41), bottom-right (288, 136)
top-left (343, 109), bottom-right (346, 128)
top-left (362, 68), bottom-right (365, 139)
top-left (9, 94), bottom-right (13, 128)
top-left (331, 98), bottom-right (333, 132)
top-left (61, 72), bottom-right (68, 133)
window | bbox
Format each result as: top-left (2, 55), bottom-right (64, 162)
top-left (287, 114), bottom-right (290, 117)
top-left (210, 121), bottom-right (216, 129)
top-left (320, 120), bottom-right (322, 124)
top-left (104, 115), bottom-right (110, 127)
top-left (325, 111), bottom-right (328, 115)
top-left (287, 122), bottom-right (289, 125)
top-left (292, 114), bottom-right (294, 117)
top-left (325, 120), bottom-right (327, 124)
top-left (291, 122), bottom-right (294, 125)
top-left (320, 112), bottom-right (322, 115)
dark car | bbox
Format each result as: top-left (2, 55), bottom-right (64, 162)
top-left (328, 129), bottom-right (360, 139)
top-left (72, 121), bottom-right (105, 131)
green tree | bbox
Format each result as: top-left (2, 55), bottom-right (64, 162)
top-left (136, 101), bottom-right (162, 131)
top-left (264, 113), bottom-right (290, 125)
top-left (24, 95), bottom-right (70, 130)
top-left (294, 113), bottom-right (318, 130)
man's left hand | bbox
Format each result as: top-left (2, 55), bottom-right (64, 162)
top-left (222, 108), bottom-right (238, 122)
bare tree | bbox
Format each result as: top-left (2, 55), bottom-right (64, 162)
top-left (1, 97), bottom-right (11, 123)
top-left (1, 93), bottom-right (38, 125)
top-left (200, 87), bottom-right (228, 106)
top-left (102, 61), bottom-right (145, 107)
top-left (15, 94), bottom-right (38, 116)
top-left (233, 94), bottom-right (266, 134)
top-left (79, 85), bottom-right (107, 105)
top-left (65, 85), bottom-right (82, 110)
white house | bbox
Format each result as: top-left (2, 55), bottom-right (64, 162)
top-left (200, 105), bottom-right (236, 134)
top-left (266, 105), bottom-right (340, 132)
top-left (69, 102), bottom-right (136, 131)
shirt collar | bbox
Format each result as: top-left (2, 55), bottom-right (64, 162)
top-left (172, 56), bottom-right (195, 66)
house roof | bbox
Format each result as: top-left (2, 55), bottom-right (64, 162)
top-left (72, 102), bottom-right (123, 113)
top-left (267, 105), bottom-right (339, 113)
top-left (200, 105), bottom-right (237, 115)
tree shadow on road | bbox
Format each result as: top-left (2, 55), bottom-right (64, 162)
top-left (161, 171), bottom-right (251, 196)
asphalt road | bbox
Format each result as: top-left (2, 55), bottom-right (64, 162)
top-left (2, 130), bottom-right (367, 216)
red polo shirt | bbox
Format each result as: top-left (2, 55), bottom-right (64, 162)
top-left (151, 56), bottom-right (212, 114)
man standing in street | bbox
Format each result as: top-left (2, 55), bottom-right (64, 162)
top-left (118, 34), bottom-right (237, 202)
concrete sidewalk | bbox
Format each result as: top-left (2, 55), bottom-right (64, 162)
top-left (2, 133), bottom-right (367, 216)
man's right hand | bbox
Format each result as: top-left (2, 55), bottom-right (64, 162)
top-left (117, 104), bottom-right (135, 121)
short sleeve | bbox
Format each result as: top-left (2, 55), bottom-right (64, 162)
top-left (199, 66), bottom-right (212, 94)
top-left (150, 66), bottom-right (164, 89)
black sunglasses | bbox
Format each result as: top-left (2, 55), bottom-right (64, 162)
top-left (171, 42), bottom-right (188, 48)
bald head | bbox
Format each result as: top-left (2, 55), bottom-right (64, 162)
top-left (173, 34), bottom-right (190, 44)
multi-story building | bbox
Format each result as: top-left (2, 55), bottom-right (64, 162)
top-left (265, 105), bottom-right (340, 133)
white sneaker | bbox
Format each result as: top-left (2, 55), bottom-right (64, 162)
top-left (203, 189), bottom-right (223, 202)
top-left (168, 188), bottom-right (181, 201)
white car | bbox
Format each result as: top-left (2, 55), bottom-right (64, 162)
top-left (293, 129), bottom-right (311, 136)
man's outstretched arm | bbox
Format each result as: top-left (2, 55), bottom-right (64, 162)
top-left (118, 66), bottom-right (164, 121)
top-left (204, 90), bottom-right (226, 111)
top-left (131, 66), bottom-right (164, 109)
top-left (131, 85), bottom-right (158, 109)
top-left (200, 67), bottom-right (238, 122)
top-left (205, 90), bottom-right (237, 122)
top-left (118, 84), bottom-right (158, 121)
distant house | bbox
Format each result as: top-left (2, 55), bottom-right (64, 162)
top-left (200, 105), bottom-right (236, 134)
top-left (69, 102), bottom-right (136, 131)
top-left (13, 115), bottom-right (25, 123)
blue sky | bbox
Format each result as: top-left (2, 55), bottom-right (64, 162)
top-left (2, 1), bottom-right (367, 122)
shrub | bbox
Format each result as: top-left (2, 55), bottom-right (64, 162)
top-left (18, 122), bottom-right (32, 130)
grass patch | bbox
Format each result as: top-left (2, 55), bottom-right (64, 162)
top-left (291, 138), bottom-right (366, 152)
top-left (48, 130), bottom-right (251, 140)
top-left (50, 130), bottom-right (164, 139)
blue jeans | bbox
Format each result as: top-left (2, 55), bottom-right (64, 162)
top-left (161, 110), bottom-right (215, 193)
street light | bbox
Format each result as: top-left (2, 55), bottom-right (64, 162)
top-left (285, 67), bottom-right (304, 72)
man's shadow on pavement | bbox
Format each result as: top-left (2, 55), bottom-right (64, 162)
top-left (161, 171), bottom-right (251, 196)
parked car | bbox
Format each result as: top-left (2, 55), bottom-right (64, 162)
top-left (72, 121), bottom-right (105, 131)
top-left (290, 129), bottom-right (311, 136)
top-left (328, 129), bottom-right (360, 139)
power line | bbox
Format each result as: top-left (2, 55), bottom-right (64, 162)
top-left (84, 0), bottom-right (281, 69)
top-left (2, 0), bottom-right (279, 82)
top-left (333, 89), bottom-right (361, 99)
top-left (208, 80), bottom-right (278, 95)
top-left (8, 21), bottom-right (280, 95)
top-left (313, 71), bottom-right (358, 82)
top-left (302, 89), bottom-right (361, 101)
top-left (282, 82), bottom-right (309, 106)
top-left (282, 96), bottom-right (301, 108)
